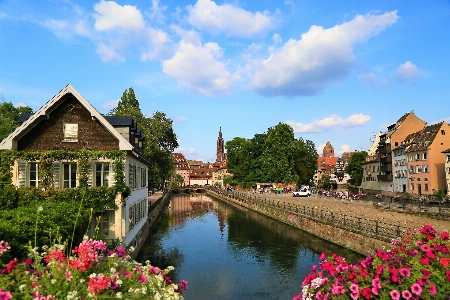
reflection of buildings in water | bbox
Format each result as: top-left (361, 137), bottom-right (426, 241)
top-left (169, 194), bottom-right (217, 227)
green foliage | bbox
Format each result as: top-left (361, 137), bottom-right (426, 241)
top-left (225, 123), bottom-right (318, 187)
top-left (0, 102), bottom-right (33, 141)
top-left (0, 184), bottom-right (18, 209)
top-left (347, 151), bottom-right (368, 186)
top-left (0, 201), bottom-right (90, 261)
top-left (169, 174), bottom-right (184, 190)
top-left (109, 88), bottom-right (178, 189)
top-left (321, 173), bottom-right (331, 189)
top-left (433, 189), bottom-right (447, 200)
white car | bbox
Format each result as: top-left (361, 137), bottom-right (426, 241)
top-left (292, 188), bottom-right (311, 197)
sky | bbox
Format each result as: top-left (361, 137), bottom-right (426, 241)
top-left (1, 0), bottom-right (450, 162)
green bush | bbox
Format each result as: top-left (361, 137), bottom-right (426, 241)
top-left (0, 201), bottom-right (90, 261)
top-left (0, 184), bottom-right (18, 209)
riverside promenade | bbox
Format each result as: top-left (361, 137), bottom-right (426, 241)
top-left (241, 190), bottom-right (449, 234)
top-left (206, 187), bottom-right (450, 255)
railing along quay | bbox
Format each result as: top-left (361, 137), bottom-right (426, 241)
top-left (208, 187), bottom-right (414, 243)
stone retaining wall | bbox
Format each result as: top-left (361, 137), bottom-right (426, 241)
top-left (207, 189), bottom-right (391, 256)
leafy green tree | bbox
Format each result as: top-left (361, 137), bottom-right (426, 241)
top-left (225, 123), bottom-right (317, 188)
top-left (109, 88), bottom-right (178, 189)
top-left (168, 174), bottom-right (184, 190)
top-left (0, 102), bottom-right (33, 141)
top-left (321, 173), bottom-right (331, 189)
top-left (294, 138), bottom-right (318, 186)
top-left (347, 151), bottom-right (368, 186)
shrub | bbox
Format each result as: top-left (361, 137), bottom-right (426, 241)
top-left (0, 238), bottom-right (188, 299)
top-left (295, 225), bottom-right (450, 299)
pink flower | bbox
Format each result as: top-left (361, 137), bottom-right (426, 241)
top-left (350, 283), bottom-right (359, 294)
top-left (399, 268), bottom-right (410, 277)
top-left (429, 284), bottom-right (437, 295)
top-left (319, 253), bottom-right (327, 261)
top-left (138, 274), bottom-right (148, 283)
top-left (331, 282), bottom-right (345, 295)
top-left (390, 290), bottom-right (400, 300)
top-left (401, 290), bottom-right (412, 299)
top-left (411, 283), bottom-right (422, 295)
top-left (0, 241), bottom-right (10, 254)
top-left (0, 288), bottom-right (13, 300)
top-left (441, 231), bottom-right (449, 240)
top-left (420, 244), bottom-right (431, 252)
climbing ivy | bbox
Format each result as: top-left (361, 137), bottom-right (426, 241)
top-left (0, 150), bottom-right (130, 212)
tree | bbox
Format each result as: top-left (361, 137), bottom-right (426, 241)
top-left (0, 102), bottom-right (33, 141)
top-left (109, 88), bottom-right (178, 189)
top-left (347, 151), bottom-right (368, 186)
top-left (225, 123), bottom-right (318, 188)
top-left (168, 174), bottom-right (184, 190)
top-left (321, 173), bottom-right (331, 189)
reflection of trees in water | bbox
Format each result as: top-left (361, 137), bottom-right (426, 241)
top-left (214, 196), bottom-right (364, 265)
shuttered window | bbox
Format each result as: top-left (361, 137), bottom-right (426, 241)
top-left (63, 163), bottom-right (77, 188)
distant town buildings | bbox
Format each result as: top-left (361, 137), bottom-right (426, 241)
top-left (172, 127), bottom-right (229, 187)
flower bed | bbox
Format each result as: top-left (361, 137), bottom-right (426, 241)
top-left (0, 238), bottom-right (187, 299)
top-left (294, 225), bottom-right (450, 299)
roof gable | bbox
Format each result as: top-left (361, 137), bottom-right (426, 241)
top-left (0, 84), bottom-right (133, 151)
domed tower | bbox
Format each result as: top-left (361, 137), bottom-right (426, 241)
top-left (322, 141), bottom-right (334, 158)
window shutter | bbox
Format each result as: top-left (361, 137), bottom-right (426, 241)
top-left (18, 161), bottom-right (27, 187)
top-left (88, 163), bottom-right (94, 187)
top-left (110, 162), bottom-right (115, 187)
top-left (53, 161), bottom-right (61, 189)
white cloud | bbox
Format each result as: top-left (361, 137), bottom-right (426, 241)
top-left (337, 144), bottom-right (351, 155)
top-left (358, 72), bottom-right (389, 88)
top-left (93, 1), bottom-right (145, 32)
top-left (286, 114), bottom-right (371, 133)
top-left (173, 116), bottom-right (188, 122)
top-left (0, 90), bottom-right (5, 102)
top-left (101, 99), bottom-right (119, 110)
top-left (15, 102), bottom-right (28, 108)
top-left (147, 0), bottom-right (167, 24)
top-left (187, 0), bottom-right (276, 38)
top-left (163, 40), bottom-right (240, 95)
top-left (396, 61), bottom-right (420, 83)
top-left (246, 11), bottom-right (398, 97)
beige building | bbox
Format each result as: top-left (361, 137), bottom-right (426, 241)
top-left (361, 154), bottom-right (381, 192)
top-left (172, 153), bottom-right (190, 187)
top-left (406, 122), bottom-right (450, 196)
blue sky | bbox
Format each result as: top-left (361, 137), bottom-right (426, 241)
top-left (1, 0), bottom-right (449, 162)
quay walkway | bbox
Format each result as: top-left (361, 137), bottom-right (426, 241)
top-left (206, 187), bottom-right (450, 255)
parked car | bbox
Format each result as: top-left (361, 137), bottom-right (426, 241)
top-left (292, 188), bottom-right (311, 197)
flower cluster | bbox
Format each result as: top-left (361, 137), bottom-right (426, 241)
top-left (0, 237), bottom-right (188, 299)
top-left (295, 225), bottom-right (450, 299)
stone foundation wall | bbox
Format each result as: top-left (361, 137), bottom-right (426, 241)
top-left (207, 190), bottom-right (390, 256)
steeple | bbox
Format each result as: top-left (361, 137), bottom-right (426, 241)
top-left (216, 127), bottom-right (226, 162)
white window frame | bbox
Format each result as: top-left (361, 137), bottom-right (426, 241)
top-left (95, 162), bottom-right (110, 187)
top-left (62, 163), bottom-right (77, 188)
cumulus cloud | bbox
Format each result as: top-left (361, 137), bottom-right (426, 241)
top-left (187, 0), bottom-right (276, 37)
top-left (93, 1), bottom-right (145, 31)
top-left (396, 61), bottom-right (420, 83)
top-left (337, 144), bottom-right (351, 155)
top-left (101, 99), bottom-right (119, 110)
top-left (173, 116), bottom-right (188, 122)
top-left (358, 72), bottom-right (389, 88)
top-left (163, 40), bottom-right (240, 95)
top-left (286, 114), bottom-right (371, 133)
top-left (246, 11), bottom-right (398, 97)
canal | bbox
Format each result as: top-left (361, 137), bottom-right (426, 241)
top-left (136, 193), bottom-right (363, 300)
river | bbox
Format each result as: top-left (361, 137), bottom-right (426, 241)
top-left (136, 193), bottom-right (363, 300)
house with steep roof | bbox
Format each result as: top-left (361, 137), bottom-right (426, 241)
top-left (314, 141), bottom-right (338, 187)
top-left (405, 122), bottom-right (450, 196)
top-left (377, 111), bottom-right (427, 193)
top-left (361, 154), bottom-right (381, 192)
top-left (172, 153), bottom-right (190, 186)
top-left (0, 84), bottom-right (150, 250)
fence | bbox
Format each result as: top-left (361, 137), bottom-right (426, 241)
top-left (209, 187), bottom-right (415, 243)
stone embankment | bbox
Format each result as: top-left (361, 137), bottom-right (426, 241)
top-left (206, 188), bottom-right (450, 256)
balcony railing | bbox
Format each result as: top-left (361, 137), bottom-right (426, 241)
top-left (378, 174), bottom-right (393, 181)
top-left (380, 165), bottom-right (392, 172)
top-left (379, 156), bottom-right (392, 163)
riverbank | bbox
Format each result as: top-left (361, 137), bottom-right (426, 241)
top-left (256, 192), bottom-right (450, 234)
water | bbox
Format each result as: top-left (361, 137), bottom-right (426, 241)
top-left (137, 193), bottom-right (363, 300)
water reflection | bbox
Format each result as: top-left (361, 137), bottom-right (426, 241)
top-left (137, 193), bottom-right (363, 300)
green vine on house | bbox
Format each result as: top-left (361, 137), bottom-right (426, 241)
top-left (0, 149), bottom-right (130, 213)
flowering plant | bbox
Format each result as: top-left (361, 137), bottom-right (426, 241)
top-left (0, 238), bottom-right (188, 299)
top-left (294, 225), bottom-right (450, 299)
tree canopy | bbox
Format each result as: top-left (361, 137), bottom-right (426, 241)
top-left (109, 88), bottom-right (178, 189)
top-left (347, 151), bottom-right (368, 186)
top-left (0, 102), bottom-right (33, 141)
top-left (225, 122), bottom-right (318, 188)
